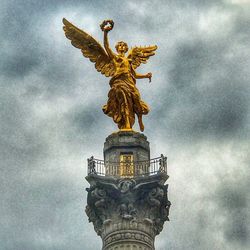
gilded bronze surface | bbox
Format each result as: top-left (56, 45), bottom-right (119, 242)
top-left (62, 18), bottom-right (157, 131)
top-left (120, 154), bottom-right (134, 177)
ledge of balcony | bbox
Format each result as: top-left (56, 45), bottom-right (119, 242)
top-left (86, 155), bottom-right (168, 185)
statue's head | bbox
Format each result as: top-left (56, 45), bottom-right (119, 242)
top-left (115, 41), bottom-right (128, 54)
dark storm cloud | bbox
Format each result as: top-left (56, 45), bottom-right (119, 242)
top-left (0, 88), bottom-right (97, 250)
top-left (64, 104), bottom-right (105, 148)
top-left (1, 0), bottom-right (250, 250)
top-left (0, 90), bottom-right (49, 170)
top-left (1, 50), bottom-right (41, 78)
top-left (155, 145), bottom-right (250, 250)
top-left (1, 172), bottom-right (92, 250)
top-left (0, 0), bottom-right (101, 85)
top-left (67, 105), bottom-right (99, 133)
top-left (0, 0), bottom-right (225, 80)
top-left (233, 11), bottom-right (250, 40)
top-left (1, 2), bottom-right (43, 78)
top-left (153, 20), bottom-right (250, 142)
top-left (167, 0), bottom-right (224, 8)
top-left (214, 171), bottom-right (250, 246)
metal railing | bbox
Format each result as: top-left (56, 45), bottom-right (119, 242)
top-left (87, 154), bottom-right (167, 177)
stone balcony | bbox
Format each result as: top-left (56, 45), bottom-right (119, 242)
top-left (87, 154), bottom-right (167, 178)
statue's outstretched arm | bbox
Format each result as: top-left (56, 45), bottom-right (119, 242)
top-left (134, 72), bottom-right (152, 82)
top-left (100, 20), bottom-right (115, 59)
top-left (104, 32), bottom-right (115, 59)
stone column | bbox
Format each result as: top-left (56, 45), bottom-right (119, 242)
top-left (85, 131), bottom-right (170, 250)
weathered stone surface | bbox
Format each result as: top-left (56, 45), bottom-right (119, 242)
top-left (85, 174), bottom-right (170, 249)
top-left (104, 131), bottom-right (150, 163)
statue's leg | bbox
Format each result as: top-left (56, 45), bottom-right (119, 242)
top-left (123, 101), bottom-right (131, 129)
top-left (116, 88), bottom-right (131, 129)
top-left (131, 88), bottom-right (147, 132)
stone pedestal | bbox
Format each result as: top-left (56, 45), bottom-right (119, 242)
top-left (104, 131), bottom-right (150, 162)
top-left (104, 131), bottom-right (150, 177)
top-left (86, 131), bottom-right (170, 250)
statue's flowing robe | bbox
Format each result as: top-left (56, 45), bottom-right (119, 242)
top-left (102, 72), bottom-right (149, 130)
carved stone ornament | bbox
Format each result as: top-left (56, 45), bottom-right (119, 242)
top-left (85, 173), bottom-right (170, 249)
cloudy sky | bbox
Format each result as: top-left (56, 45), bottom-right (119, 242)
top-left (0, 0), bottom-right (249, 249)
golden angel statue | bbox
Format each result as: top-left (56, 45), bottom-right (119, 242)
top-left (62, 19), bottom-right (157, 132)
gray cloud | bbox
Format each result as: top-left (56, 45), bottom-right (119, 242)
top-left (152, 9), bottom-right (250, 143)
top-left (0, 0), bottom-right (250, 249)
top-left (216, 179), bottom-right (249, 245)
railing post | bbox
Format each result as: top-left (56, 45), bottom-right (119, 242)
top-left (87, 157), bottom-right (90, 174)
top-left (159, 154), bottom-right (167, 173)
top-left (87, 156), bottom-right (96, 175)
top-left (165, 156), bottom-right (167, 173)
top-left (159, 154), bottom-right (163, 173)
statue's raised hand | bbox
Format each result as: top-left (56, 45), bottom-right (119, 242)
top-left (100, 20), bottom-right (114, 32)
top-left (147, 72), bottom-right (152, 83)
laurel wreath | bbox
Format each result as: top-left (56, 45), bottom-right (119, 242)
top-left (100, 20), bottom-right (114, 32)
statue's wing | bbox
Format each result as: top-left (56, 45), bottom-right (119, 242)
top-left (63, 18), bottom-right (115, 77)
top-left (127, 45), bottom-right (157, 69)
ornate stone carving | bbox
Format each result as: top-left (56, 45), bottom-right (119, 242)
top-left (85, 174), bottom-right (170, 248)
top-left (104, 230), bottom-right (154, 249)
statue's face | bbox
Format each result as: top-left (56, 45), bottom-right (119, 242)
top-left (116, 42), bottom-right (128, 54)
